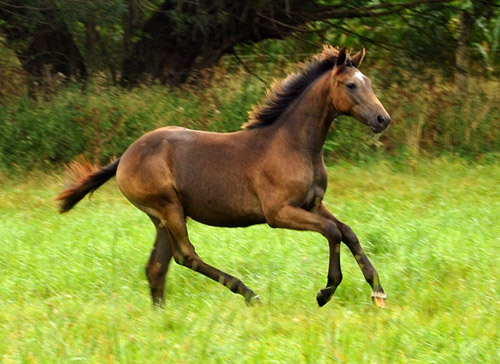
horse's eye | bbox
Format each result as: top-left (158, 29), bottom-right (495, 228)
top-left (347, 83), bottom-right (356, 90)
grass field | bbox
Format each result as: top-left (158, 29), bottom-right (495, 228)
top-left (0, 158), bottom-right (499, 363)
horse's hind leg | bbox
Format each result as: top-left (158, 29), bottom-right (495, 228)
top-left (145, 215), bottom-right (173, 306)
top-left (157, 203), bottom-right (260, 305)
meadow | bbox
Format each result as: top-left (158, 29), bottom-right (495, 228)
top-left (0, 158), bottom-right (498, 363)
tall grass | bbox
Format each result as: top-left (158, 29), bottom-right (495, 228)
top-left (0, 67), bottom-right (270, 172)
top-left (380, 75), bottom-right (500, 160)
top-left (1, 61), bottom-right (499, 172)
top-left (0, 159), bottom-right (498, 363)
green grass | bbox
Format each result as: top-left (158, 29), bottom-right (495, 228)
top-left (0, 159), bottom-right (499, 363)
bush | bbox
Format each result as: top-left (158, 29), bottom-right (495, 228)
top-left (0, 63), bottom-right (499, 173)
top-left (0, 67), bottom-right (269, 172)
top-left (380, 75), bottom-right (500, 160)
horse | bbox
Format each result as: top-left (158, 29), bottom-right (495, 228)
top-left (56, 46), bottom-right (391, 308)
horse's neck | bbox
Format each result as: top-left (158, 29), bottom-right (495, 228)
top-left (276, 72), bottom-right (337, 156)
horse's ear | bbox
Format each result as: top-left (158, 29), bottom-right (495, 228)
top-left (336, 47), bottom-right (347, 67)
top-left (351, 47), bottom-right (366, 68)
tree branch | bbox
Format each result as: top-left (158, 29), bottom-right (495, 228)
top-left (232, 50), bottom-right (267, 85)
top-left (299, 0), bottom-right (457, 21)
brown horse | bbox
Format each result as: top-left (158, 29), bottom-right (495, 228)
top-left (57, 46), bottom-right (391, 308)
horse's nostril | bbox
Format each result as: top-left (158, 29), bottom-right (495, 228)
top-left (377, 115), bottom-right (386, 125)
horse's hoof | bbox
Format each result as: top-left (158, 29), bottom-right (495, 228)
top-left (316, 288), bottom-right (333, 307)
top-left (371, 292), bottom-right (387, 308)
top-left (152, 297), bottom-right (165, 308)
top-left (246, 294), bottom-right (262, 306)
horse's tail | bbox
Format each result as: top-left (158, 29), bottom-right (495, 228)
top-left (56, 158), bottom-right (121, 213)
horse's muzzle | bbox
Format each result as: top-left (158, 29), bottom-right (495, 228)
top-left (371, 114), bottom-right (391, 133)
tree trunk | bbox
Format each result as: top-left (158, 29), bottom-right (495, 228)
top-left (120, 0), bottom-right (331, 87)
top-left (0, 7), bottom-right (87, 82)
top-left (455, 10), bottom-right (473, 96)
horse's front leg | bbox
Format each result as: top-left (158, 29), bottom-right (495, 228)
top-left (264, 204), bottom-right (343, 307)
top-left (318, 203), bottom-right (387, 308)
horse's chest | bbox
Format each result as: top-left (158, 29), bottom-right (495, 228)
top-left (295, 168), bottom-right (327, 211)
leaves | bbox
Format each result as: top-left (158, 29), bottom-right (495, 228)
top-left (0, 1), bottom-right (499, 84)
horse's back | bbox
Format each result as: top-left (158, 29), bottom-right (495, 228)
top-left (116, 126), bottom-right (267, 226)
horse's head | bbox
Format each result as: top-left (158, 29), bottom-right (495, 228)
top-left (328, 47), bottom-right (391, 133)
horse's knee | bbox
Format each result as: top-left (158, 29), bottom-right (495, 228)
top-left (145, 261), bottom-right (167, 282)
top-left (172, 251), bottom-right (198, 268)
top-left (172, 252), bottom-right (185, 266)
top-left (338, 223), bottom-right (358, 244)
top-left (325, 221), bottom-right (342, 243)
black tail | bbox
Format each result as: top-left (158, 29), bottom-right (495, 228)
top-left (56, 158), bottom-right (120, 213)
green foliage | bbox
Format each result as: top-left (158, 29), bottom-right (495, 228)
top-left (474, 15), bottom-right (500, 74)
top-left (379, 75), bottom-right (500, 160)
top-left (0, 37), bottom-right (26, 101)
top-left (0, 93), bottom-right (85, 171)
top-left (1, 160), bottom-right (498, 362)
top-left (0, 64), bottom-right (270, 172)
top-left (2, 1), bottom-right (498, 83)
top-left (0, 61), bottom-right (499, 173)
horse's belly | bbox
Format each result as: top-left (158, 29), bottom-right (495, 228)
top-left (185, 199), bottom-right (266, 228)
top-left (191, 213), bottom-right (266, 228)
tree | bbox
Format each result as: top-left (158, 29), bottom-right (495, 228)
top-left (455, 0), bottom-right (499, 95)
top-left (1, 0), bottom-right (497, 87)
top-left (0, 2), bottom-right (87, 82)
top-left (119, 0), bottom-right (460, 86)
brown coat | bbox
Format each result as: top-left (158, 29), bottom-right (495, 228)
top-left (57, 47), bottom-right (390, 307)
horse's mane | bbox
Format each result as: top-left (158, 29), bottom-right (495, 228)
top-left (243, 46), bottom-right (340, 130)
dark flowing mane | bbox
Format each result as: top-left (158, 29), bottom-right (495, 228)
top-left (243, 46), bottom-right (339, 130)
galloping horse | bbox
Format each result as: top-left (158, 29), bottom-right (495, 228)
top-left (57, 46), bottom-right (391, 308)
